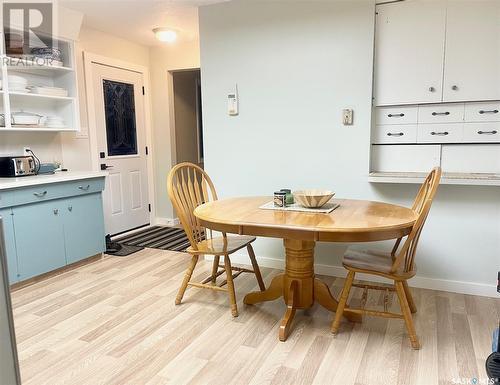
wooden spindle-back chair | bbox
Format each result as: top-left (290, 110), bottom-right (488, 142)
top-left (331, 167), bottom-right (441, 349)
top-left (167, 162), bottom-right (266, 317)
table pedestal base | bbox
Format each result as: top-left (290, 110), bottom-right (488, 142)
top-left (243, 239), bottom-right (361, 341)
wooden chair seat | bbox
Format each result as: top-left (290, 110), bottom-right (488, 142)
top-left (343, 247), bottom-right (393, 273)
top-left (342, 247), bottom-right (416, 279)
top-left (186, 235), bottom-right (256, 255)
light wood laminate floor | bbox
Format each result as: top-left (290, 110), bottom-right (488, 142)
top-left (11, 248), bottom-right (499, 385)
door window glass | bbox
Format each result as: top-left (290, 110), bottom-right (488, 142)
top-left (103, 80), bottom-right (138, 156)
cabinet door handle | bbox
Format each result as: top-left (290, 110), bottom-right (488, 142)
top-left (451, 85), bottom-right (459, 91)
top-left (479, 109), bottom-right (499, 114)
top-left (477, 130), bottom-right (498, 135)
top-left (432, 111), bottom-right (450, 116)
top-left (387, 113), bottom-right (404, 118)
top-left (387, 132), bottom-right (404, 137)
top-left (33, 191), bottom-right (47, 197)
top-left (53, 209), bottom-right (59, 215)
top-left (78, 184), bottom-right (90, 191)
top-left (428, 86), bottom-right (436, 92)
top-left (430, 131), bottom-right (449, 136)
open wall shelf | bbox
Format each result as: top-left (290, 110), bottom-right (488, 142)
top-left (0, 28), bottom-right (80, 133)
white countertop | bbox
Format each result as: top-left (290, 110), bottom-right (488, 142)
top-left (0, 171), bottom-right (107, 190)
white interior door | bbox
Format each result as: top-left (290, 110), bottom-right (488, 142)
top-left (92, 63), bottom-right (149, 235)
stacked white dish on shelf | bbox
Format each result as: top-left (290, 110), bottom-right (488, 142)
top-left (28, 86), bottom-right (68, 97)
top-left (8, 75), bottom-right (29, 93)
top-left (44, 116), bottom-right (66, 128)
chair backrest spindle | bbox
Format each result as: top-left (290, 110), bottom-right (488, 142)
top-left (391, 167), bottom-right (441, 274)
top-left (167, 163), bottom-right (219, 251)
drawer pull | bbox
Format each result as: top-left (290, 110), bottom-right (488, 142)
top-left (479, 109), bottom-right (499, 114)
top-left (78, 185), bottom-right (91, 191)
top-left (477, 130), bottom-right (498, 135)
top-left (431, 111), bottom-right (450, 116)
top-left (53, 209), bottom-right (59, 215)
top-left (68, 206), bottom-right (73, 212)
top-left (428, 86), bottom-right (436, 92)
top-left (387, 132), bottom-right (404, 137)
top-left (33, 191), bottom-right (47, 197)
top-left (387, 113), bottom-right (404, 118)
top-left (430, 131), bottom-right (449, 136)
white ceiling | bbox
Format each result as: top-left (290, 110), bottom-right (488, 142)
top-left (60, 0), bottom-right (229, 46)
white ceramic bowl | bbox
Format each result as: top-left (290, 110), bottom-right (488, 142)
top-left (293, 190), bottom-right (335, 208)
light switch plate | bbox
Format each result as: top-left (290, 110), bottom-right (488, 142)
top-left (342, 109), bottom-right (353, 125)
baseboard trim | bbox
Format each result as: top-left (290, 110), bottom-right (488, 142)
top-left (223, 253), bottom-right (497, 298)
top-left (154, 217), bottom-right (180, 226)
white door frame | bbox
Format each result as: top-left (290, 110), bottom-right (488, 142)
top-left (83, 52), bottom-right (156, 225)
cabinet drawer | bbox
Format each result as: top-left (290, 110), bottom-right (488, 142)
top-left (464, 102), bottom-right (500, 122)
top-left (375, 106), bottom-right (418, 125)
top-left (463, 122), bottom-right (500, 143)
top-left (372, 125), bottom-right (417, 144)
top-left (65, 179), bottom-right (105, 197)
top-left (0, 190), bottom-right (14, 209)
top-left (12, 178), bottom-right (105, 206)
top-left (417, 124), bottom-right (463, 143)
top-left (418, 104), bottom-right (464, 123)
top-left (13, 184), bottom-right (63, 206)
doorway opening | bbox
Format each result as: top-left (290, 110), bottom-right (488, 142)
top-left (171, 69), bottom-right (203, 168)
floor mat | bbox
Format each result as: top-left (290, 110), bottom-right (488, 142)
top-left (113, 226), bottom-right (194, 252)
top-left (105, 243), bottom-right (145, 257)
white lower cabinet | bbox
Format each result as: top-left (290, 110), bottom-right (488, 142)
top-left (371, 145), bottom-right (441, 173)
top-left (441, 145), bottom-right (500, 174)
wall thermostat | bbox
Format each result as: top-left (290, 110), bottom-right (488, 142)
top-left (228, 87), bottom-right (239, 116)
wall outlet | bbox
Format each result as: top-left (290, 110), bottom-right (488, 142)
top-left (342, 109), bottom-right (354, 125)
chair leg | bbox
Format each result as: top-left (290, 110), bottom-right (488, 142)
top-left (247, 244), bottom-right (266, 291)
top-left (224, 255), bottom-right (238, 317)
top-left (211, 255), bottom-right (220, 284)
top-left (395, 281), bottom-right (421, 349)
top-left (402, 280), bottom-right (417, 314)
top-left (175, 255), bottom-right (199, 305)
top-left (331, 271), bottom-right (355, 335)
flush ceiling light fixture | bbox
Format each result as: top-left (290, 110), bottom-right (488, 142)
top-left (153, 27), bottom-right (177, 43)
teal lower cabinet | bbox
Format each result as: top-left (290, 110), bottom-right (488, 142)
top-left (13, 201), bottom-right (67, 281)
top-left (0, 208), bottom-right (18, 283)
top-left (0, 176), bottom-right (106, 284)
top-left (63, 194), bottom-right (105, 264)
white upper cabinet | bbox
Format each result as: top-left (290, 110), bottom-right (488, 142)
top-left (373, 1), bottom-right (446, 106)
top-left (374, 0), bottom-right (500, 106)
top-left (443, 1), bottom-right (500, 102)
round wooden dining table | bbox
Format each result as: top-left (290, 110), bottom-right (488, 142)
top-left (194, 196), bottom-right (417, 341)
